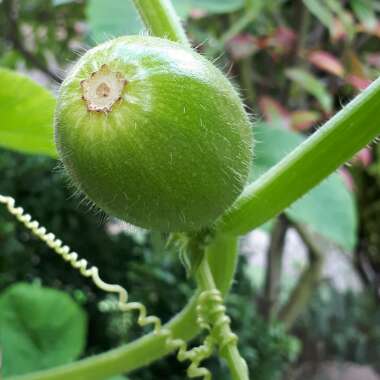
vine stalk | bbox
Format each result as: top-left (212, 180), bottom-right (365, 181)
top-left (132, 0), bottom-right (190, 47)
top-left (196, 257), bottom-right (249, 380)
top-left (5, 221), bottom-right (239, 380)
top-left (217, 75), bottom-right (380, 236)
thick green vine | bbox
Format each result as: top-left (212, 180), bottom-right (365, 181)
top-left (132, 0), bottom-right (190, 46)
top-left (217, 76), bottom-right (380, 235)
top-left (0, 195), bottom-right (231, 379)
top-left (3, 198), bottom-right (239, 380)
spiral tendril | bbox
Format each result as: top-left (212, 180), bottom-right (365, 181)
top-left (197, 290), bottom-right (239, 353)
top-left (0, 194), bottom-right (215, 379)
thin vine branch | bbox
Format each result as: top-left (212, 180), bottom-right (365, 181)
top-left (3, 0), bottom-right (61, 83)
top-left (277, 223), bottom-right (324, 330)
top-left (239, 56), bottom-right (256, 107)
top-left (262, 214), bottom-right (288, 320)
top-left (196, 257), bottom-right (249, 380)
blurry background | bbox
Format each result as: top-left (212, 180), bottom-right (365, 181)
top-left (0, 0), bottom-right (380, 379)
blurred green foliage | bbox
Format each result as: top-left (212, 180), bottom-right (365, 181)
top-left (86, 0), bottom-right (248, 44)
top-left (0, 0), bottom-right (85, 77)
top-left (296, 282), bottom-right (380, 372)
top-left (0, 68), bottom-right (56, 156)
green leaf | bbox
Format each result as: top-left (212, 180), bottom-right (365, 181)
top-left (287, 175), bottom-right (357, 250)
top-left (52, 0), bottom-right (75, 5)
top-left (172, 0), bottom-right (246, 17)
top-left (86, 0), bottom-right (245, 43)
top-left (351, 0), bottom-right (377, 30)
top-left (171, 0), bottom-right (193, 18)
top-left (185, 0), bottom-right (245, 14)
top-left (286, 68), bottom-right (333, 113)
top-left (0, 283), bottom-right (87, 377)
top-left (303, 0), bottom-right (335, 30)
top-left (0, 68), bottom-right (57, 157)
top-left (325, 0), bottom-right (356, 39)
top-left (252, 124), bottom-right (357, 250)
top-left (304, 0), bottom-right (356, 40)
top-left (86, 0), bottom-right (144, 43)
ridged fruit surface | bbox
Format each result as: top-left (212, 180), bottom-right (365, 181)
top-left (55, 36), bottom-right (252, 231)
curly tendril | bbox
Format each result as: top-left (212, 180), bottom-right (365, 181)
top-left (0, 194), bottom-right (217, 379)
top-left (197, 290), bottom-right (239, 353)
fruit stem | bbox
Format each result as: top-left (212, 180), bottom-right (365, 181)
top-left (132, 0), bottom-right (190, 47)
top-left (196, 256), bottom-right (250, 380)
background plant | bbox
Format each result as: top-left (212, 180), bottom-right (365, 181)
top-left (0, 0), bottom-right (379, 379)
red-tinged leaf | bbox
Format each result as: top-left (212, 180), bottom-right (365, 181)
top-left (357, 21), bottom-right (380, 38)
top-left (189, 8), bottom-right (208, 19)
top-left (272, 26), bottom-right (297, 52)
top-left (258, 96), bottom-right (291, 129)
top-left (308, 50), bottom-right (345, 77)
top-left (345, 74), bottom-right (371, 90)
top-left (304, 0), bottom-right (354, 40)
top-left (366, 53), bottom-right (380, 68)
top-left (226, 34), bottom-right (258, 60)
top-left (290, 110), bottom-right (321, 131)
top-left (264, 27), bottom-right (297, 58)
top-left (255, 36), bottom-right (270, 49)
top-left (353, 147), bottom-right (372, 167)
top-left (253, 27), bottom-right (297, 59)
top-left (340, 168), bottom-right (355, 192)
top-left (331, 18), bottom-right (347, 41)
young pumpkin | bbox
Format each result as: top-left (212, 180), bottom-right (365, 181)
top-left (55, 36), bottom-right (252, 232)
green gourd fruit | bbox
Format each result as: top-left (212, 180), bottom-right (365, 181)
top-left (55, 36), bottom-right (252, 232)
